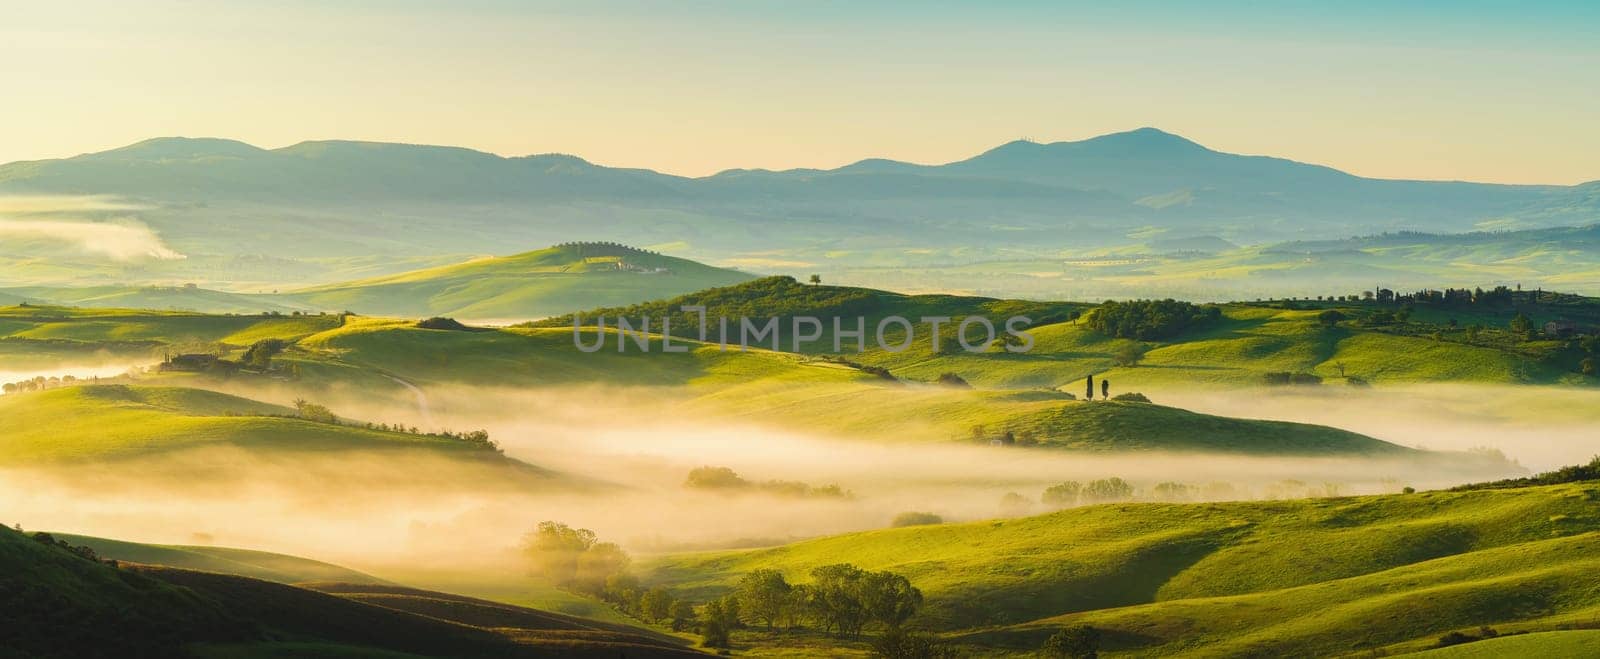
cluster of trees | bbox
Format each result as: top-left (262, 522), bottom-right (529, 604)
top-left (1083, 299), bottom-right (1221, 340)
top-left (1436, 626), bottom-right (1510, 649)
top-left (1040, 478), bottom-right (1135, 508)
top-left (1, 374), bottom-right (86, 394)
top-left (280, 399), bottom-right (502, 452)
top-left (522, 521), bottom-right (631, 595)
top-left (1450, 455), bottom-right (1600, 491)
top-left (684, 466), bottom-right (851, 499)
top-left (597, 573), bottom-right (697, 632)
top-left (416, 317), bottom-right (475, 331)
top-left (525, 276), bottom-right (884, 342)
top-left (1263, 372), bottom-right (1323, 386)
top-left (241, 338), bottom-right (287, 370)
top-left (722, 566), bottom-right (923, 641)
top-left (890, 512), bottom-right (943, 527)
top-left (820, 357), bottom-right (898, 382)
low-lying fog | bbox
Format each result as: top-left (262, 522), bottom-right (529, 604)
top-left (3, 381), bottom-right (1596, 586)
top-left (0, 359), bottom-right (148, 394)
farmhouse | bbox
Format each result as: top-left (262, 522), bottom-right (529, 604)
top-left (1544, 320), bottom-right (1580, 338)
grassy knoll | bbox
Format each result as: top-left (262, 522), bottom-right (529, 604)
top-left (288, 243), bottom-right (755, 320)
top-left (1398, 630), bottom-right (1600, 658)
top-left (644, 481), bottom-right (1600, 655)
top-left (0, 385), bottom-right (533, 467)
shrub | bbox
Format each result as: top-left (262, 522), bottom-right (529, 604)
top-left (872, 629), bottom-right (957, 658)
top-left (1265, 372), bottom-right (1322, 386)
top-left (935, 372), bottom-right (971, 388)
top-left (1111, 392), bottom-right (1151, 403)
top-left (1042, 625), bottom-right (1101, 658)
top-left (891, 512), bottom-right (943, 527)
top-left (416, 316), bottom-right (471, 331)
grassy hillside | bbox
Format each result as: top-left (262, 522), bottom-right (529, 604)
top-left (291, 317), bottom-right (1405, 455)
top-left (644, 479), bottom-right (1600, 656)
top-left (0, 285), bottom-right (303, 314)
top-left (1399, 630), bottom-right (1600, 658)
top-left (288, 243), bottom-right (755, 320)
top-left (0, 385), bottom-right (539, 469)
top-left (51, 533), bottom-right (385, 585)
top-left (852, 303), bottom-right (1589, 389)
top-left (0, 525), bottom-right (704, 658)
top-left (536, 277), bottom-right (1594, 389)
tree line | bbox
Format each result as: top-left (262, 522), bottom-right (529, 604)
top-left (1083, 299), bottom-right (1221, 340)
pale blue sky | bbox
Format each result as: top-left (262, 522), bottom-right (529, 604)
top-left (2, 1), bottom-right (1596, 182)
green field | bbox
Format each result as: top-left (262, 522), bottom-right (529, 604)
top-left (0, 385), bottom-right (529, 464)
top-left (287, 243), bottom-right (756, 320)
top-left (644, 479), bottom-right (1600, 656)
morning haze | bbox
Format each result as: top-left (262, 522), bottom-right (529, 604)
top-left (5, 2), bottom-right (1600, 658)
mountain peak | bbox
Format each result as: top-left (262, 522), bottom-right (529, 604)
top-left (1075, 127), bottom-right (1208, 153)
top-left (85, 137), bottom-right (266, 161)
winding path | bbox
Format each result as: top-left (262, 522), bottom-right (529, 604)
top-left (384, 375), bottom-right (435, 428)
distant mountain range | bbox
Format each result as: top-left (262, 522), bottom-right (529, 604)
top-left (2, 129), bottom-right (1595, 266)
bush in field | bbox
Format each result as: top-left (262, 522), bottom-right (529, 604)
top-left (1111, 392), bottom-right (1151, 403)
top-left (416, 316), bottom-right (472, 331)
top-left (872, 629), bottom-right (958, 658)
top-left (935, 372), bottom-right (971, 388)
top-left (1113, 343), bottom-right (1145, 367)
top-left (891, 512), bottom-right (944, 527)
top-left (292, 398), bottom-right (338, 424)
top-left (1042, 625), bottom-right (1102, 658)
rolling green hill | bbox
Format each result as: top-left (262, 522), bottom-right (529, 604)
top-left (0, 525), bottom-right (705, 658)
top-left (1399, 630), bottom-right (1600, 658)
top-left (285, 242), bottom-right (756, 320)
top-left (0, 285), bottom-right (303, 314)
top-left (290, 316), bottom-right (1408, 456)
top-left (539, 276), bottom-right (1595, 389)
top-left (50, 533), bottom-right (386, 586)
top-left (0, 385), bottom-right (544, 476)
top-left (644, 477), bottom-right (1600, 656)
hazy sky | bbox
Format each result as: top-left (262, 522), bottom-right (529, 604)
top-left (3, 1), bottom-right (1597, 183)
